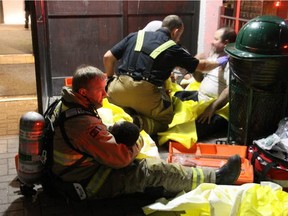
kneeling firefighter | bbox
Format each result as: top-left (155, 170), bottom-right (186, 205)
top-left (104, 15), bottom-right (229, 135)
top-left (36, 65), bottom-right (241, 201)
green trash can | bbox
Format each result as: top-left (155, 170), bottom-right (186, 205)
top-left (225, 15), bottom-right (288, 145)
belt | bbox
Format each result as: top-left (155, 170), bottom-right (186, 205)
top-left (118, 71), bottom-right (149, 82)
top-left (117, 72), bottom-right (163, 86)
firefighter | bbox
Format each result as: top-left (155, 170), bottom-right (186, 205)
top-left (50, 65), bottom-right (241, 200)
top-left (103, 15), bottom-right (229, 135)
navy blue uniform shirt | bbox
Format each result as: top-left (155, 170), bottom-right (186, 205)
top-left (110, 28), bottom-right (199, 86)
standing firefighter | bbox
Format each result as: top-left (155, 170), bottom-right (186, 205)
top-left (43, 64), bottom-right (241, 200)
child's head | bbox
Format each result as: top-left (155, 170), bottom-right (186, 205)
top-left (110, 121), bottom-right (140, 147)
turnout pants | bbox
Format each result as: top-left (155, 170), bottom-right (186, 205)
top-left (86, 158), bottom-right (216, 200)
top-left (107, 75), bottom-right (174, 134)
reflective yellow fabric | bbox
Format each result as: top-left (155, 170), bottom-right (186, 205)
top-left (100, 98), bottom-right (160, 160)
top-left (158, 80), bottom-right (229, 148)
top-left (134, 30), bottom-right (176, 59)
top-left (53, 150), bottom-right (92, 166)
top-left (86, 166), bottom-right (112, 198)
top-left (135, 30), bottom-right (145, 52)
top-left (192, 168), bottom-right (197, 190)
top-left (191, 168), bottom-right (205, 190)
top-left (143, 183), bottom-right (288, 216)
top-left (102, 98), bottom-right (133, 123)
top-left (238, 183), bottom-right (288, 216)
top-left (150, 40), bottom-right (176, 59)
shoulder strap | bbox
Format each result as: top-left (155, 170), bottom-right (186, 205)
top-left (56, 104), bottom-right (97, 177)
top-left (126, 30), bottom-right (145, 73)
top-left (58, 112), bottom-right (92, 158)
top-left (150, 40), bottom-right (176, 59)
top-left (41, 99), bottom-right (62, 166)
top-left (143, 39), bottom-right (176, 79)
top-left (58, 104), bottom-right (96, 158)
top-left (134, 30), bottom-right (145, 52)
top-left (44, 98), bottom-right (61, 118)
top-left (131, 31), bottom-right (176, 80)
top-left (63, 107), bottom-right (96, 120)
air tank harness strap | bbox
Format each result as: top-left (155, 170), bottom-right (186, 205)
top-left (135, 30), bottom-right (176, 59)
top-left (56, 105), bottom-right (96, 177)
top-left (55, 105), bottom-right (98, 201)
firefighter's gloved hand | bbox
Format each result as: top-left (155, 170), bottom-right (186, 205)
top-left (216, 56), bottom-right (229, 66)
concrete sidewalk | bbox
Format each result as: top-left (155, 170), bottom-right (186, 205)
top-left (0, 24), bottom-right (33, 55)
top-left (0, 24), bottom-right (36, 98)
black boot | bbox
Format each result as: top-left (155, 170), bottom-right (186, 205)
top-left (215, 154), bottom-right (241, 185)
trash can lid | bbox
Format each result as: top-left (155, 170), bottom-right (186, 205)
top-left (225, 15), bottom-right (288, 58)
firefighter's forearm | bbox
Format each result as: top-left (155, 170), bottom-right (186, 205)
top-left (103, 50), bottom-right (117, 78)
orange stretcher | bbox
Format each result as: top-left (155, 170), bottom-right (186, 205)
top-left (167, 141), bottom-right (254, 185)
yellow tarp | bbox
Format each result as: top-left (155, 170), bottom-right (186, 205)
top-left (158, 79), bottom-right (229, 148)
top-left (100, 79), bottom-right (229, 149)
top-left (143, 182), bottom-right (288, 216)
top-left (98, 98), bottom-right (160, 160)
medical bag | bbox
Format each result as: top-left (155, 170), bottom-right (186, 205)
top-left (247, 143), bottom-right (288, 191)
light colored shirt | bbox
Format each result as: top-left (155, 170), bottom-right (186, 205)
top-left (198, 53), bottom-right (229, 101)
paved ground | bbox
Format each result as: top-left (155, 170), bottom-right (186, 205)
top-left (0, 24), bottom-right (36, 97)
top-left (0, 24), bottom-right (33, 55)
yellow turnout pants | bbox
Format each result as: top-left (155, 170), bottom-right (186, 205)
top-left (86, 158), bottom-right (216, 199)
top-left (107, 75), bottom-right (174, 134)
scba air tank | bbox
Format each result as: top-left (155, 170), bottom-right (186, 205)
top-left (17, 111), bottom-right (45, 185)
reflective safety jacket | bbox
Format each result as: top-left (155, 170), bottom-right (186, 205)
top-left (51, 87), bottom-right (144, 183)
